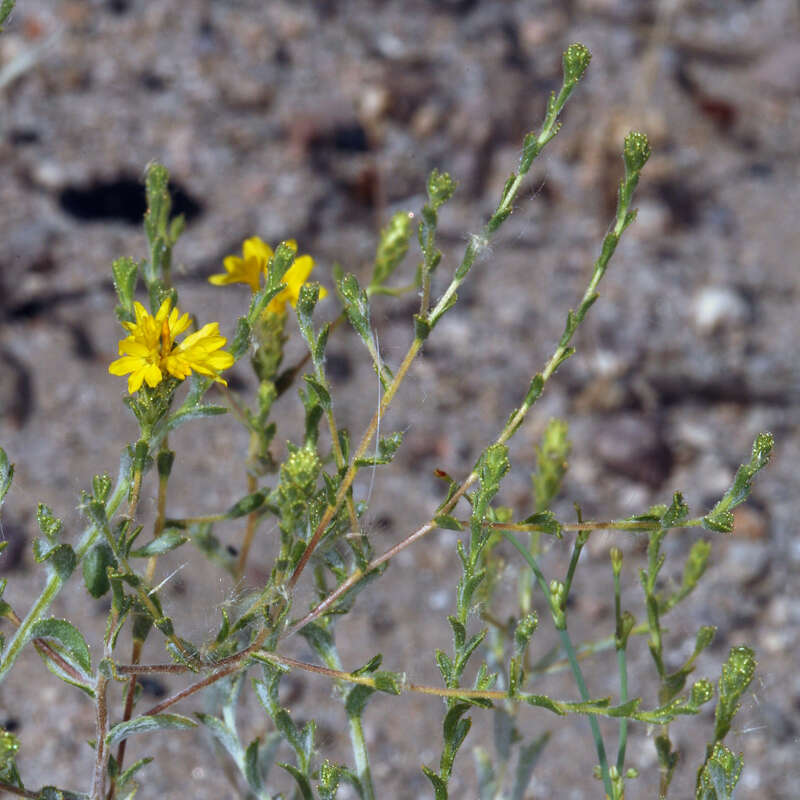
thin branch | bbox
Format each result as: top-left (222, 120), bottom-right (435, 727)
top-left (115, 662), bottom-right (189, 675)
top-left (236, 473), bottom-right (260, 579)
top-left (91, 672), bottom-right (110, 800)
top-left (143, 662), bottom-right (240, 716)
top-left (0, 781), bottom-right (39, 799)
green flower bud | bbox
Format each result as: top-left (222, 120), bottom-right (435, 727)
top-left (563, 43), bottom-right (591, 84)
top-left (691, 678), bottom-right (714, 707)
top-left (623, 131), bottom-right (651, 174)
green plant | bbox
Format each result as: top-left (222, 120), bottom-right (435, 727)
top-left (0, 39), bottom-right (772, 800)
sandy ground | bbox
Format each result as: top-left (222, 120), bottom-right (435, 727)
top-left (1, 1), bottom-right (799, 798)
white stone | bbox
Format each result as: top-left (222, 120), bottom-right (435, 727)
top-left (691, 286), bottom-right (750, 335)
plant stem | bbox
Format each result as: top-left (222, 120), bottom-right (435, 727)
top-left (616, 648), bottom-right (629, 773)
top-left (108, 639), bottom-right (143, 800)
top-left (558, 630), bottom-right (613, 797)
top-left (125, 648), bottom-right (623, 709)
top-left (285, 158), bottom-right (650, 633)
top-left (347, 713), bottom-right (376, 800)
top-left (287, 67), bottom-right (593, 589)
top-left (500, 530), bottom-right (613, 798)
top-left (235, 473), bottom-right (259, 578)
top-left (91, 671), bottom-right (110, 800)
top-left (316, 638), bottom-right (377, 800)
top-left (0, 781), bottom-right (39, 798)
top-left (613, 562), bottom-right (629, 774)
top-left (288, 337), bottom-right (422, 587)
top-left (563, 531), bottom-right (589, 599)
top-left (144, 441), bottom-right (171, 585)
top-left (0, 471), bottom-right (129, 681)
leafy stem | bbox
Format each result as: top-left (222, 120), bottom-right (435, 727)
top-left (500, 530), bottom-right (613, 797)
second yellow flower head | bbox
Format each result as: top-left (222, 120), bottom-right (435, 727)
top-left (209, 236), bottom-right (326, 313)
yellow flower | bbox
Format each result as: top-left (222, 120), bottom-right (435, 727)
top-left (109, 299), bottom-right (234, 394)
top-left (209, 236), bottom-right (327, 313)
top-left (209, 236), bottom-right (272, 293)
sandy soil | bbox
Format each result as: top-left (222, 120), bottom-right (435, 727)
top-left (1, 1), bottom-right (799, 798)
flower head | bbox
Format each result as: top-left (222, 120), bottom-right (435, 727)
top-left (209, 236), bottom-right (273, 293)
top-left (109, 299), bottom-right (234, 394)
top-left (209, 236), bottom-right (327, 314)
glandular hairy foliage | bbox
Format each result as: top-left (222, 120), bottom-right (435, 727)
top-left (0, 34), bottom-right (773, 800)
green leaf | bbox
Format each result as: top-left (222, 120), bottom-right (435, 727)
top-left (371, 210), bottom-right (413, 288)
top-left (434, 515), bottom-right (464, 532)
top-left (655, 734), bottom-right (679, 789)
top-left (318, 759), bottom-right (356, 800)
top-left (30, 618), bottom-right (91, 674)
top-left (0, 0), bottom-right (15, 31)
top-left (662, 491), bottom-right (690, 528)
top-left (280, 763), bottom-right (314, 800)
top-left (414, 314), bottom-right (431, 341)
top-left (703, 433), bottom-right (773, 532)
top-left (455, 630), bottom-right (487, 674)
top-left (373, 671), bottom-right (403, 695)
top-left (264, 242), bottom-right (297, 295)
top-left (106, 714), bottom-right (197, 746)
top-left (0, 725), bottom-right (21, 787)
top-left (37, 504), bottom-right (62, 541)
top-left (531, 418), bottom-right (570, 511)
top-left (513, 613), bottom-right (539, 656)
top-left (244, 738), bottom-right (262, 792)
top-left (156, 449), bottom-right (175, 479)
top-left (520, 510), bottom-right (562, 537)
top-left (36, 646), bottom-right (95, 697)
top-left (298, 623), bottom-right (336, 664)
top-left (33, 539), bottom-right (77, 580)
top-left (91, 474), bottom-right (112, 504)
top-left (345, 684), bottom-right (376, 719)
top-left (354, 432), bottom-right (403, 467)
top-left (297, 281), bottom-right (322, 323)
top-left (696, 743), bottom-right (743, 800)
top-left (0, 449), bottom-right (13, 508)
top-left (337, 272), bottom-right (373, 342)
top-left (196, 713), bottom-right (241, 763)
top-left (112, 257), bottom-right (139, 319)
top-left (313, 322), bottom-right (331, 365)
top-left (117, 756), bottom-right (152, 790)
top-left (435, 650), bottom-right (454, 686)
top-left (422, 765), bottom-right (449, 800)
top-left (303, 375), bottom-right (331, 411)
top-left (230, 316), bottom-right (252, 360)
top-left (702, 511), bottom-right (734, 534)
top-left (224, 491), bottom-right (266, 519)
top-left (82, 543), bottom-right (117, 598)
top-left (473, 444), bottom-right (510, 524)
top-left (258, 730), bottom-right (283, 784)
top-left (166, 404), bottom-right (227, 432)
top-left (714, 646), bottom-right (756, 743)
top-left (130, 529), bottom-right (189, 557)
top-left (428, 170), bottom-right (456, 209)
top-left (523, 694), bottom-right (566, 715)
top-left (665, 540), bottom-right (712, 611)
top-left (442, 702), bottom-right (472, 764)
top-left (37, 788), bottom-right (89, 800)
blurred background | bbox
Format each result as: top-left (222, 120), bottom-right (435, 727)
top-left (0, 1), bottom-right (798, 797)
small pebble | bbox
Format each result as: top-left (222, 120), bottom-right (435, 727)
top-left (691, 286), bottom-right (750, 335)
